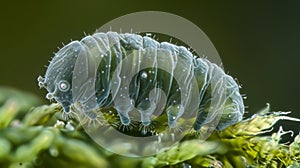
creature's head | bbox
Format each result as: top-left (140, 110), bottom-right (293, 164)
top-left (38, 41), bottom-right (83, 113)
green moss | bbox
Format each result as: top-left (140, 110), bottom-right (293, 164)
top-left (0, 88), bottom-right (299, 168)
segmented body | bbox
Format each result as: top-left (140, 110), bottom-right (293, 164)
top-left (38, 31), bottom-right (244, 134)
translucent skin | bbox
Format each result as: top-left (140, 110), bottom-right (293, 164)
top-left (39, 31), bottom-right (244, 131)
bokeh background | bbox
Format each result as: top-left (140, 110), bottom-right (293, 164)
top-left (0, 1), bottom-right (299, 139)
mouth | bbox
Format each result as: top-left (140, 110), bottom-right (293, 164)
top-left (61, 101), bottom-right (71, 113)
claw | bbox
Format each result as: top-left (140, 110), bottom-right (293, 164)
top-left (37, 76), bottom-right (45, 88)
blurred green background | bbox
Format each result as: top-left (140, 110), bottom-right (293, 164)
top-left (0, 1), bottom-right (299, 136)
